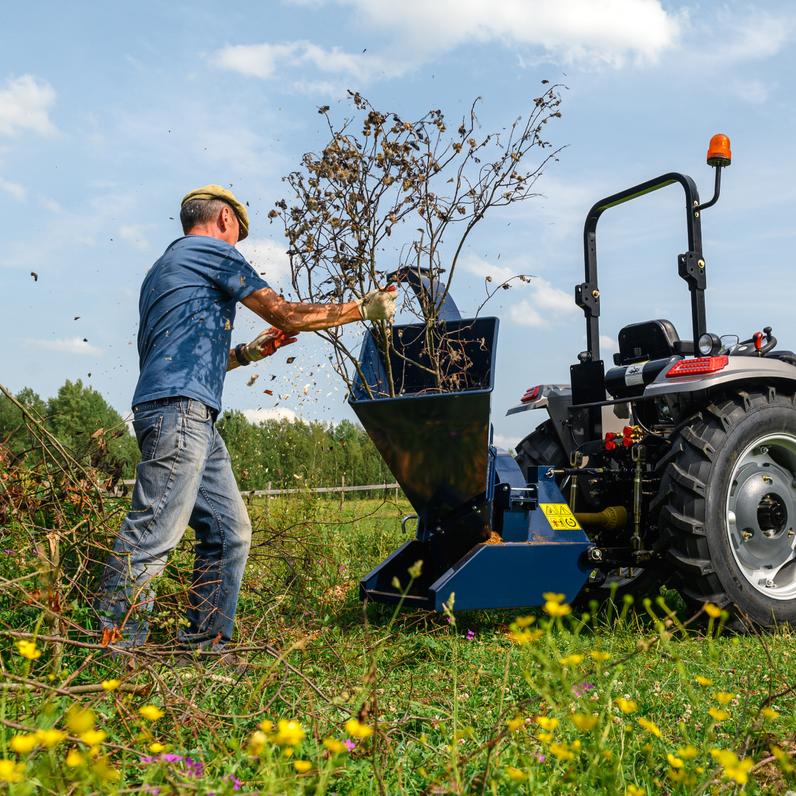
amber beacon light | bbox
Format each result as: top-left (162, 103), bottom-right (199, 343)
top-left (707, 134), bottom-right (732, 168)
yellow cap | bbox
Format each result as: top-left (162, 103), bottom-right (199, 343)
top-left (181, 184), bottom-right (249, 240)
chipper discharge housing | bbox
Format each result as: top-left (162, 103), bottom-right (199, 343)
top-left (349, 314), bottom-right (592, 611)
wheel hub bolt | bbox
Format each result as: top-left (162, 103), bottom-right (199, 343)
top-left (766, 579), bottom-right (775, 588)
top-left (742, 531), bottom-right (753, 540)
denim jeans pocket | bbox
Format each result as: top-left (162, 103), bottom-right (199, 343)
top-left (132, 413), bottom-right (164, 460)
top-left (184, 400), bottom-right (213, 423)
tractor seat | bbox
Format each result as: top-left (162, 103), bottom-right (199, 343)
top-left (613, 319), bottom-right (694, 367)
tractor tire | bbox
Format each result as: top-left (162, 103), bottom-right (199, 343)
top-left (514, 420), bottom-right (659, 606)
top-left (657, 388), bottom-right (796, 629)
top-left (514, 420), bottom-right (568, 483)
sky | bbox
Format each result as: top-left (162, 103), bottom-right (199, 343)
top-left (2, 0), bottom-right (796, 450)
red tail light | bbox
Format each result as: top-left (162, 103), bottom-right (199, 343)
top-left (521, 385), bottom-right (541, 403)
top-left (666, 356), bottom-right (729, 378)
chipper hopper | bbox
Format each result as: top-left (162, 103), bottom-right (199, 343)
top-left (349, 304), bottom-right (593, 611)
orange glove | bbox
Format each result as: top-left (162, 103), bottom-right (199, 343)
top-left (240, 327), bottom-right (298, 362)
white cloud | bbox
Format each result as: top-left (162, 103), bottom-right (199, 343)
top-left (508, 278), bottom-right (579, 327)
top-left (0, 74), bottom-right (58, 137)
top-left (599, 333), bottom-right (617, 353)
top-left (119, 224), bottom-right (153, 251)
top-left (0, 177), bottom-right (25, 201)
top-left (243, 407), bottom-right (298, 424)
top-left (215, 0), bottom-right (682, 87)
top-left (493, 432), bottom-right (520, 451)
top-left (237, 238), bottom-right (291, 287)
top-left (213, 40), bottom-right (388, 83)
top-left (38, 196), bottom-right (61, 213)
top-left (24, 337), bottom-right (103, 356)
top-left (309, 0), bottom-right (681, 67)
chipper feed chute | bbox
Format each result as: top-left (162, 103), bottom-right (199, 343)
top-left (349, 317), bottom-right (593, 611)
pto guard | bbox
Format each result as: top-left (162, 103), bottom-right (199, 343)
top-left (350, 317), bottom-right (592, 611)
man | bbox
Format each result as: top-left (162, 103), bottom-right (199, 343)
top-left (96, 185), bottom-right (395, 666)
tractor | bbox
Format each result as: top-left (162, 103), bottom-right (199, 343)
top-left (349, 134), bottom-right (796, 629)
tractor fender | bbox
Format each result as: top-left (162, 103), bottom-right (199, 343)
top-left (505, 384), bottom-right (572, 416)
top-left (642, 355), bottom-right (796, 398)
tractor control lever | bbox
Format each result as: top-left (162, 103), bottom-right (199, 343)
top-left (752, 327), bottom-right (777, 356)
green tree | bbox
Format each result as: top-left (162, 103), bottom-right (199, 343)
top-left (0, 387), bottom-right (48, 462)
top-left (46, 380), bottom-right (139, 479)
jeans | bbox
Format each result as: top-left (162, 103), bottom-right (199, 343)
top-left (95, 397), bottom-right (252, 650)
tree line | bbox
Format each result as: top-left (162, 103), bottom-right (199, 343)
top-left (0, 381), bottom-right (391, 492)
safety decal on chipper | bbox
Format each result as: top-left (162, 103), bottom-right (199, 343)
top-left (539, 503), bottom-right (582, 530)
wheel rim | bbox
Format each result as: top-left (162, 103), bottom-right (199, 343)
top-left (726, 432), bottom-right (796, 600)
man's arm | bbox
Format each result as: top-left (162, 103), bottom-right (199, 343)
top-left (241, 287), bottom-right (362, 332)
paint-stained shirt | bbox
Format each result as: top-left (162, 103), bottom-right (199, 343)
top-left (132, 235), bottom-right (269, 412)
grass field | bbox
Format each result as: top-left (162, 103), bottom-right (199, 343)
top-left (2, 492), bottom-right (796, 795)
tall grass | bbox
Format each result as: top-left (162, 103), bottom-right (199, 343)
top-left (0, 394), bottom-right (795, 794)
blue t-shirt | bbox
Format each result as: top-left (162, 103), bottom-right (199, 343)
top-left (132, 235), bottom-right (270, 412)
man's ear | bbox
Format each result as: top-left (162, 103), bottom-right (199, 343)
top-left (219, 205), bottom-right (233, 231)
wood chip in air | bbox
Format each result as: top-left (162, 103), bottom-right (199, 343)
top-left (247, 374), bottom-right (259, 387)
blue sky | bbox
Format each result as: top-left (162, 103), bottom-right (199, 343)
top-left (2, 0), bottom-right (795, 448)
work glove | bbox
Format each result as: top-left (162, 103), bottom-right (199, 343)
top-left (239, 327), bottom-right (298, 363)
top-left (356, 286), bottom-right (397, 322)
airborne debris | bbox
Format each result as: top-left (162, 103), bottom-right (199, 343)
top-left (30, 272), bottom-right (38, 282)
top-left (247, 374), bottom-right (259, 387)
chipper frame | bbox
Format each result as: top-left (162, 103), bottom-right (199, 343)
top-left (349, 313), bottom-right (592, 611)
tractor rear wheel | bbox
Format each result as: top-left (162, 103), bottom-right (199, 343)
top-left (514, 420), bottom-right (659, 605)
top-left (658, 388), bottom-right (796, 628)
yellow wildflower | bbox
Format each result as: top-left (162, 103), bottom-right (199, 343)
top-left (514, 615), bottom-right (535, 627)
top-left (510, 627), bottom-right (544, 644)
top-left (35, 729), bottom-right (66, 748)
top-left (536, 732), bottom-right (554, 744)
top-left (762, 707), bottom-right (780, 720)
top-left (80, 730), bottom-right (106, 746)
top-left (615, 698), bottom-right (638, 714)
top-left (770, 745), bottom-right (795, 773)
top-left (259, 719), bottom-right (273, 733)
top-left (637, 718), bottom-right (662, 737)
top-left (708, 707), bottom-right (730, 722)
top-left (274, 719), bottom-right (305, 746)
top-left (323, 738), bottom-right (348, 754)
top-left (15, 640), bottom-right (41, 660)
top-left (248, 731), bottom-right (268, 755)
top-left (571, 713), bottom-right (598, 731)
top-left (66, 749), bottom-right (84, 768)
top-left (293, 760), bottom-right (312, 773)
top-left (148, 743), bottom-right (165, 754)
top-left (66, 706), bottom-right (96, 734)
top-left (709, 750), bottom-right (752, 784)
top-left (344, 719), bottom-right (373, 739)
top-left (506, 715), bottom-right (524, 732)
top-left (91, 757), bottom-right (119, 782)
top-left (0, 760), bottom-right (24, 783)
top-left (549, 741), bottom-right (576, 760)
top-left (713, 692), bottom-right (735, 704)
top-left (559, 654), bottom-right (584, 666)
top-left (677, 745), bottom-right (699, 760)
top-left (101, 680), bottom-right (121, 691)
top-left (667, 768), bottom-right (688, 784)
top-left (667, 753), bottom-right (684, 769)
top-left (543, 592), bottom-right (565, 603)
top-left (139, 705), bottom-right (164, 722)
top-left (704, 603), bottom-right (722, 618)
top-left (695, 675), bottom-right (713, 687)
top-left (505, 766), bottom-right (528, 781)
top-left (10, 734), bottom-right (37, 754)
top-left (544, 600), bottom-right (572, 617)
top-left (626, 786), bottom-right (645, 796)
top-left (590, 650), bottom-right (610, 661)
top-left (710, 748), bottom-right (738, 767)
top-left (535, 716), bottom-right (558, 731)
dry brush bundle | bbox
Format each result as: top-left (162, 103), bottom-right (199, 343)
top-left (270, 86), bottom-right (565, 397)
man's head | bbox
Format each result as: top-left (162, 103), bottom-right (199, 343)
top-left (180, 185), bottom-right (249, 244)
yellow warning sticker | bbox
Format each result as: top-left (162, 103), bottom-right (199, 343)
top-left (539, 503), bottom-right (582, 530)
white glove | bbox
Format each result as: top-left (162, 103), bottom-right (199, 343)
top-left (356, 286), bottom-right (397, 322)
